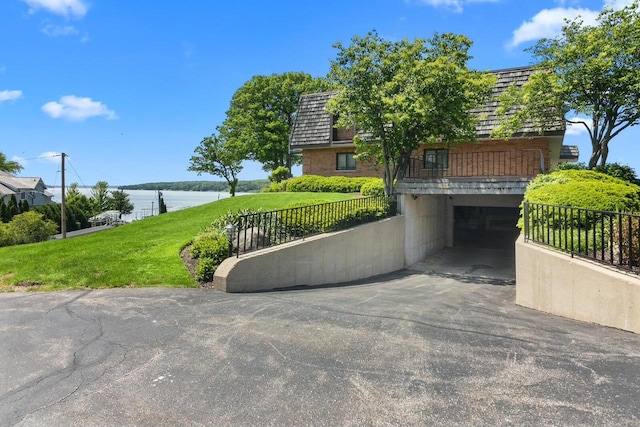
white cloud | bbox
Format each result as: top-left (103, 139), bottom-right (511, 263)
top-left (12, 156), bottom-right (28, 167)
top-left (604, 0), bottom-right (634, 9)
top-left (38, 152), bottom-right (62, 164)
top-left (42, 96), bottom-right (118, 122)
top-left (21, 0), bottom-right (88, 18)
top-left (411, 0), bottom-right (498, 13)
top-left (42, 24), bottom-right (78, 37)
top-left (508, 7), bottom-right (599, 48)
top-left (508, 0), bottom-right (635, 48)
top-left (566, 116), bottom-right (592, 136)
top-left (0, 90), bottom-right (23, 102)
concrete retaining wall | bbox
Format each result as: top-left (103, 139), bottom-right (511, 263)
top-left (401, 194), bottom-right (447, 266)
top-left (213, 216), bottom-right (405, 292)
top-left (516, 235), bottom-right (640, 334)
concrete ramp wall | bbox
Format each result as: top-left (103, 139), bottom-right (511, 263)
top-left (516, 235), bottom-right (640, 334)
top-left (214, 216), bottom-right (406, 292)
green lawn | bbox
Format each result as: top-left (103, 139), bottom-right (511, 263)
top-left (0, 193), bottom-right (354, 292)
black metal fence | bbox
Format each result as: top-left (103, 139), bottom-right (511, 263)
top-left (523, 202), bottom-right (640, 274)
top-left (231, 196), bottom-right (397, 257)
top-left (403, 149), bottom-right (545, 179)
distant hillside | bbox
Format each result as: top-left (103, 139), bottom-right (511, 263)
top-left (119, 180), bottom-right (270, 192)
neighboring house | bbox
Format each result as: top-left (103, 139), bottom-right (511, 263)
top-left (0, 170), bottom-right (53, 207)
top-left (289, 66), bottom-right (579, 260)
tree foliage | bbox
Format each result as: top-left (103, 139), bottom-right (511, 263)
top-left (90, 181), bottom-right (112, 214)
top-left (0, 152), bottom-right (23, 174)
top-left (189, 133), bottom-right (244, 197)
top-left (220, 72), bottom-right (332, 172)
top-left (111, 190), bottom-right (134, 217)
top-left (328, 31), bottom-right (496, 196)
top-left (0, 211), bottom-right (58, 247)
top-left (493, 1), bottom-right (640, 168)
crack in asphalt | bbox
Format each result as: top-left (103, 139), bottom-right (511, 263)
top-left (4, 293), bottom-right (127, 426)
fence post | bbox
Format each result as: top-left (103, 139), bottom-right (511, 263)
top-left (524, 202), bottom-right (530, 242)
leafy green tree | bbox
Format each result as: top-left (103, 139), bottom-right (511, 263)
top-left (90, 181), bottom-right (112, 214)
top-left (111, 190), bottom-right (134, 218)
top-left (8, 195), bottom-right (19, 218)
top-left (0, 199), bottom-right (9, 223)
top-left (0, 152), bottom-right (22, 174)
top-left (493, 1), bottom-right (640, 168)
top-left (189, 133), bottom-right (244, 197)
top-left (2, 211), bottom-right (58, 246)
top-left (328, 31), bottom-right (496, 196)
top-left (220, 72), bottom-right (332, 173)
top-left (20, 200), bottom-right (29, 213)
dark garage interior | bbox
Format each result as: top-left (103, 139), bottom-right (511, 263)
top-left (453, 206), bottom-right (520, 250)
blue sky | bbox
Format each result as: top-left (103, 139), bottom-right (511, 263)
top-left (1, 0), bottom-right (637, 187)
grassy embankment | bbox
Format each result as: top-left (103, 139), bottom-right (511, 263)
top-left (0, 192), bottom-right (354, 292)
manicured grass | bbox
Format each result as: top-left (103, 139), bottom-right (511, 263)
top-left (0, 193), bottom-right (355, 292)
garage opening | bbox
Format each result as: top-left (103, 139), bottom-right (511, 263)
top-left (453, 206), bottom-right (520, 250)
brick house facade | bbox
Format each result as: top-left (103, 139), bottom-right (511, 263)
top-left (289, 66), bottom-right (577, 254)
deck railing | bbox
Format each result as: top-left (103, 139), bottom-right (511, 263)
top-left (230, 196), bottom-right (397, 257)
top-left (523, 202), bottom-right (640, 274)
top-left (402, 149), bottom-right (545, 180)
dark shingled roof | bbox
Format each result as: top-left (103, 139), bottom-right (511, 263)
top-left (290, 66), bottom-right (566, 149)
top-left (560, 145), bottom-right (580, 160)
top-left (289, 91), bottom-right (335, 149)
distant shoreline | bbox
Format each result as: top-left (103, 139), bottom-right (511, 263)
top-left (49, 180), bottom-right (270, 193)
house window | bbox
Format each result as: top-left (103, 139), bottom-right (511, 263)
top-left (424, 149), bottom-right (449, 170)
top-left (332, 115), bottom-right (355, 141)
top-left (337, 153), bottom-right (356, 171)
top-left (20, 192), bottom-right (26, 200)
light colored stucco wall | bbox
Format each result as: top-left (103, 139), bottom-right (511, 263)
top-left (401, 194), bottom-right (447, 266)
top-left (214, 216), bottom-right (406, 292)
top-left (516, 235), bottom-right (640, 334)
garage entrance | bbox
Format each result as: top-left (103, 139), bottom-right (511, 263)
top-left (453, 206), bottom-right (520, 250)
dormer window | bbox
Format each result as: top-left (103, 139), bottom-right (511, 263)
top-left (332, 115), bottom-right (355, 142)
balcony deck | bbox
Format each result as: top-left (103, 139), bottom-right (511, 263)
top-left (397, 149), bottom-right (545, 195)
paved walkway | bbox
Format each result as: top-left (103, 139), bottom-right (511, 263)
top-left (0, 266), bottom-right (639, 426)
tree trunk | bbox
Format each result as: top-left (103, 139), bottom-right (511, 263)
top-left (229, 178), bottom-right (238, 197)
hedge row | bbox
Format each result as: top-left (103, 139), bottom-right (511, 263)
top-left (264, 175), bottom-right (383, 194)
top-left (525, 169), bottom-right (640, 213)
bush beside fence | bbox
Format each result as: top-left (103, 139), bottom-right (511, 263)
top-left (524, 202), bottom-right (640, 273)
top-left (233, 196), bottom-right (396, 256)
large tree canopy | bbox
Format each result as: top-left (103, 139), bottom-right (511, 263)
top-left (188, 132), bottom-right (244, 196)
top-left (0, 152), bottom-right (23, 174)
top-left (220, 72), bottom-right (332, 173)
top-left (493, 1), bottom-right (640, 168)
top-left (328, 31), bottom-right (496, 196)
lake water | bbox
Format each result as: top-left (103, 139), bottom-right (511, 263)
top-left (49, 188), bottom-right (244, 222)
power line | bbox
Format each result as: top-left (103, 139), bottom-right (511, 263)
top-left (66, 158), bottom-right (90, 189)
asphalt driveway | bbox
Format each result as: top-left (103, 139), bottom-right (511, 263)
top-left (1, 267), bottom-right (639, 426)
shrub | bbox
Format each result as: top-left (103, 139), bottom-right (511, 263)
top-left (263, 181), bottom-right (288, 192)
top-left (525, 169), bottom-right (640, 213)
top-left (195, 257), bottom-right (217, 282)
top-left (283, 175), bottom-right (381, 193)
top-left (612, 215), bottom-right (640, 267)
top-left (360, 179), bottom-right (384, 196)
top-left (190, 231), bottom-right (229, 264)
top-left (278, 198), bottom-right (393, 237)
top-left (269, 166), bottom-right (292, 183)
top-left (1, 211), bottom-right (58, 247)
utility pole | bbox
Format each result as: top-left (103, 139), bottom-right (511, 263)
top-left (60, 153), bottom-right (67, 239)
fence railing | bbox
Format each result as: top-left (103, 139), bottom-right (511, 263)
top-left (402, 149), bottom-right (545, 180)
top-left (231, 196), bottom-right (397, 257)
top-left (523, 202), bottom-right (640, 274)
